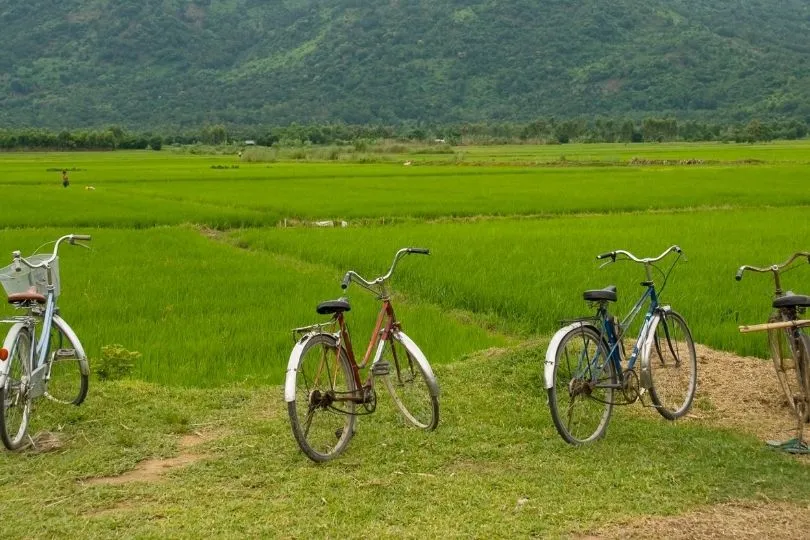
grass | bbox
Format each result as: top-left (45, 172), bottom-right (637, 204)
top-left (0, 346), bottom-right (808, 537)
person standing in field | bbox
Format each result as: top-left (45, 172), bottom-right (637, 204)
top-left (61, 169), bottom-right (70, 188)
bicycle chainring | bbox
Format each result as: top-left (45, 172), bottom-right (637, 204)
top-left (621, 368), bottom-right (641, 404)
top-left (362, 387), bottom-right (377, 413)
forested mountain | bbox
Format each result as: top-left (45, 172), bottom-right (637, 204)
top-left (3, 0), bottom-right (810, 129)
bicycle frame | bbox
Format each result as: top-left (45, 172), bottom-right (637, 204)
top-left (0, 234), bottom-right (91, 399)
top-left (597, 283), bottom-right (660, 385)
top-left (335, 298), bottom-right (399, 395)
top-left (3, 281), bottom-right (60, 400)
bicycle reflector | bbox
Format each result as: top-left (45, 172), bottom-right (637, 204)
top-left (0, 348), bottom-right (8, 361)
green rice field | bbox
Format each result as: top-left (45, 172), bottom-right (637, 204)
top-left (1, 141), bottom-right (809, 537)
top-left (2, 142), bottom-right (807, 383)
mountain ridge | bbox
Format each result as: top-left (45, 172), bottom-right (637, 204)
top-left (2, 0), bottom-right (810, 128)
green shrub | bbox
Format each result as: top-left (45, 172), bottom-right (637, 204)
top-left (94, 344), bottom-right (140, 381)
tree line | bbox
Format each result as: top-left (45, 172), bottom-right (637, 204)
top-left (1, 117), bottom-right (807, 151)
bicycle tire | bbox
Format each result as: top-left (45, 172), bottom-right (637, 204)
top-left (287, 333), bottom-right (357, 462)
top-left (769, 320), bottom-right (810, 423)
top-left (647, 310), bottom-right (698, 420)
top-left (382, 333), bottom-right (439, 431)
top-left (0, 325), bottom-right (33, 451)
top-left (547, 325), bottom-right (616, 445)
top-left (45, 318), bottom-right (89, 405)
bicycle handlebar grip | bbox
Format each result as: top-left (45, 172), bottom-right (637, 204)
top-left (341, 272), bottom-right (352, 290)
top-left (73, 234), bottom-right (92, 241)
top-left (673, 246), bottom-right (682, 253)
top-left (407, 248), bottom-right (430, 255)
top-left (735, 267), bottom-right (745, 281)
top-left (596, 252), bottom-right (614, 260)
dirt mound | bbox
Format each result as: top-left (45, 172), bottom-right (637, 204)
top-left (690, 344), bottom-right (801, 443)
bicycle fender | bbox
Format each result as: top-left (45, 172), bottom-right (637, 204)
top-left (283, 332), bottom-right (338, 403)
top-left (393, 331), bottom-right (440, 397)
top-left (52, 315), bottom-right (90, 376)
top-left (544, 321), bottom-right (600, 389)
top-left (0, 322), bottom-right (27, 385)
top-left (639, 305), bottom-right (670, 389)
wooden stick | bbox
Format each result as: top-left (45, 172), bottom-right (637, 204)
top-left (739, 319), bottom-right (810, 333)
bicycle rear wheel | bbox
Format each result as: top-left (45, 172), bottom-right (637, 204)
top-left (287, 334), bottom-right (357, 462)
top-left (381, 333), bottom-right (439, 430)
top-left (647, 310), bottom-right (697, 420)
top-left (769, 323), bottom-right (810, 423)
top-left (547, 325), bottom-right (616, 445)
top-left (45, 320), bottom-right (88, 405)
top-left (1, 326), bottom-right (33, 451)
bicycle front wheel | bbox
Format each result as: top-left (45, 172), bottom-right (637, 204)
top-left (381, 333), bottom-right (439, 430)
top-left (45, 320), bottom-right (89, 405)
top-left (769, 324), bottom-right (810, 423)
top-left (547, 325), bottom-right (616, 445)
top-left (287, 334), bottom-right (357, 462)
top-left (647, 310), bottom-right (697, 420)
top-left (1, 326), bottom-right (33, 451)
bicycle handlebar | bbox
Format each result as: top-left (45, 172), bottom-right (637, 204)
top-left (735, 252), bottom-right (810, 282)
top-left (341, 247), bottom-right (430, 291)
top-left (341, 272), bottom-right (352, 290)
top-left (596, 245), bottom-right (681, 265)
top-left (12, 234), bottom-right (92, 271)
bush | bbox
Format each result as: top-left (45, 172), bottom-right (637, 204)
top-left (94, 344), bottom-right (140, 381)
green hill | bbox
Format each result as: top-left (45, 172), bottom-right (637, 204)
top-left (3, 0), bottom-right (810, 128)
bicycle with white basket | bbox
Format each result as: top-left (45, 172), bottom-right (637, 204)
top-left (0, 234), bottom-right (91, 450)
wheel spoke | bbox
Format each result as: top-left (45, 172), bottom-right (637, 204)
top-left (548, 326), bottom-right (615, 445)
top-left (288, 335), bottom-right (356, 462)
top-left (648, 311), bottom-right (697, 420)
top-left (383, 336), bottom-right (438, 430)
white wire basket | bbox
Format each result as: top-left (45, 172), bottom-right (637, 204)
top-left (0, 254), bottom-right (60, 300)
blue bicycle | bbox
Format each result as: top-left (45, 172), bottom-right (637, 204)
top-left (544, 246), bottom-right (697, 445)
top-left (0, 234), bottom-right (91, 451)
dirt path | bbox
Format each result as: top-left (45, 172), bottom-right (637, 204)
top-left (580, 500), bottom-right (810, 539)
top-left (84, 431), bottom-right (216, 486)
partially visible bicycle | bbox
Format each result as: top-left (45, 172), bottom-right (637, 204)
top-left (0, 234), bottom-right (92, 451)
top-left (544, 245), bottom-right (697, 445)
top-left (284, 248), bottom-right (439, 462)
top-left (737, 252), bottom-right (810, 453)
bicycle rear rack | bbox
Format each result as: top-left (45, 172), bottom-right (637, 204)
top-left (291, 321), bottom-right (338, 342)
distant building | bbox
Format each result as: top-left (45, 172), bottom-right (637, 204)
top-left (244, 140), bottom-right (256, 145)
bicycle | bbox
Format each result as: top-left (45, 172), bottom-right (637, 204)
top-left (736, 252), bottom-right (810, 453)
top-left (0, 234), bottom-right (92, 451)
top-left (544, 245), bottom-right (697, 445)
top-left (284, 248), bottom-right (439, 462)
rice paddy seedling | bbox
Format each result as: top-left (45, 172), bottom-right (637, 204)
top-left (0, 227), bottom-right (506, 387)
top-left (230, 206), bottom-right (810, 360)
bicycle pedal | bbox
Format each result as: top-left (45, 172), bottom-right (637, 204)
top-left (334, 427), bottom-right (355, 440)
top-left (55, 349), bottom-right (77, 358)
top-left (371, 361), bottom-right (390, 376)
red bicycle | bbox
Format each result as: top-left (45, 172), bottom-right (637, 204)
top-left (284, 248), bottom-right (439, 462)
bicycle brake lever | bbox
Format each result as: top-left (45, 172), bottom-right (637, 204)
top-left (598, 259), bottom-right (614, 269)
